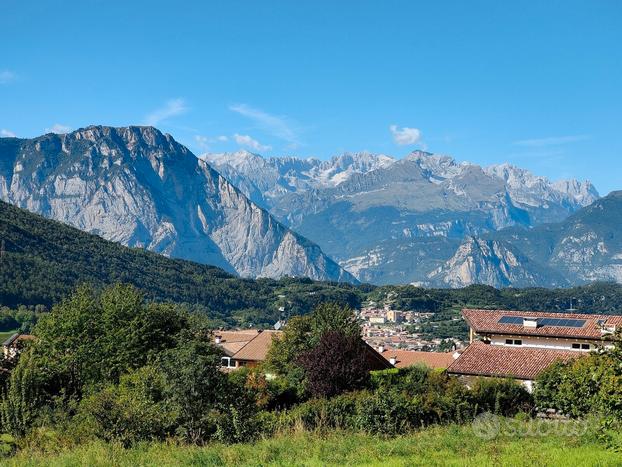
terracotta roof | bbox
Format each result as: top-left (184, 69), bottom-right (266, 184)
top-left (215, 330), bottom-right (261, 356)
top-left (214, 330), bottom-right (281, 362)
top-left (233, 330), bottom-right (281, 361)
top-left (447, 341), bottom-right (582, 380)
top-left (382, 350), bottom-right (456, 369)
top-left (463, 308), bottom-right (622, 340)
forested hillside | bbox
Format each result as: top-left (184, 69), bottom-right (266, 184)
top-left (0, 200), bottom-right (361, 327)
top-left (2, 199), bottom-right (622, 332)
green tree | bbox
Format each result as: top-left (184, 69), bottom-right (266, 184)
top-left (266, 303), bottom-right (363, 398)
top-left (79, 365), bottom-right (176, 446)
top-left (157, 329), bottom-right (232, 443)
top-left (0, 284), bottom-right (189, 435)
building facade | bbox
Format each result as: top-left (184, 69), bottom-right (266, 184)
top-left (448, 308), bottom-right (622, 391)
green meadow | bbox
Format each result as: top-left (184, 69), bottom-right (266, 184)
top-left (4, 421), bottom-right (619, 467)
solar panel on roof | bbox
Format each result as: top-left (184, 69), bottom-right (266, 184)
top-left (497, 315), bottom-right (586, 328)
top-left (498, 316), bottom-right (524, 325)
top-left (539, 317), bottom-right (586, 328)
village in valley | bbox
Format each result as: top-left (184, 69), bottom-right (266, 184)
top-left (168, 295), bottom-right (622, 395)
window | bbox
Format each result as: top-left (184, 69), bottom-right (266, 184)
top-left (572, 343), bottom-right (590, 350)
top-left (505, 339), bottom-right (522, 346)
top-left (220, 357), bottom-right (236, 368)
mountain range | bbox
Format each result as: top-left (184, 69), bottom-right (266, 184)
top-left (204, 150), bottom-right (599, 285)
top-left (0, 126), bottom-right (354, 283)
top-left (2, 126), bottom-right (618, 289)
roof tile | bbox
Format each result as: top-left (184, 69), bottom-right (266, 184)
top-left (463, 308), bottom-right (622, 340)
top-left (447, 341), bottom-right (581, 380)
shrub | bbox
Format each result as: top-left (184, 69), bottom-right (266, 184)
top-left (285, 392), bottom-right (363, 431)
top-left (370, 365), bottom-right (435, 395)
top-left (354, 390), bottom-right (423, 435)
top-left (469, 378), bottom-right (534, 416)
top-left (534, 353), bottom-right (622, 418)
top-left (78, 366), bottom-right (176, 446)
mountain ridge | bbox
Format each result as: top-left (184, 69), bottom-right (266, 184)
top-left (432, 190), bottom-right (622, 287)
top-left (0, 126), bottom-right (356, 283)
top-left (205, 149), bottom-right (598, 284)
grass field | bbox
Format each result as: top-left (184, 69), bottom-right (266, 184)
top-left (3, 420), bottom-right (619, 467)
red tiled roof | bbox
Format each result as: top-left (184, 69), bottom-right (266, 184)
top-left (381, 349), bottom-right (455, 369)
top-left (233, 330), bottom-right (281, 361)
top-left (447, 341), bottom-right (582, 380)
top-left (463, 308), bottom-right (622, 340)
top-left (214, 330), bottom-right (281, 362)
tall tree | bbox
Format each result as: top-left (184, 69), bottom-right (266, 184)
top-left (298, 330), bottom-right (369, 398)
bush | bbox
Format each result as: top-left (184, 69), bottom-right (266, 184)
top-left (469, 378), bottom-right (534, 416)
top-left (370, 366), bottom-right (434, 395)
top-left (354, 390), bottom-right (423, 435)
top-left (78, 366), bottom-right (176, 446)
top-left (285, 392), bottom-right (364, 431)
top-left (534, 352), bottom-right (622, 418)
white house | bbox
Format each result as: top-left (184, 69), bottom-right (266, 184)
top-left (448, 308), bottom-right (622, 391)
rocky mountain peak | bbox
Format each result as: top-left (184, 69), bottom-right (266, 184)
top-left (0, 126), bottom-right (356, 283)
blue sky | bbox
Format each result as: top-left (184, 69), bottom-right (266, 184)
top-left (1, 1), bottom-right (621, 193)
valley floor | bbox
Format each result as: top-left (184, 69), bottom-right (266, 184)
top-left (3, 422), bottom-right (619, 467)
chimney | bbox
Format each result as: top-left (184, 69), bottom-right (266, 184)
top-left (523, 317), bottom-right (538, 328)
top-left (215, 335), bottom-right (222, 344)
top-left (389, 356), bottom-right (397, 365)
top-left (377, 345), bottom-right (385, 354)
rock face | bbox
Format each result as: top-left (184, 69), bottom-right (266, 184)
top-left (0, 126), bottom-right (356, 283)
top-left (205, 150), bottom-right (599, 284)
top-left (427, 237), bottom-right (567, 288)
top-left (433, 191), bottom-right (622, 287)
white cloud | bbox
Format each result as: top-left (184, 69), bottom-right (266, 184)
top-left (230, 103), bottom-right (300, 145)
top-left (194, 134), bottom-right (228, 151)
top-left (390, 125), bottom-right (422, 145)
top-left (513, 135), bottom-right (590, 147)
top-left (194, 135), bottom-right (209, 150)
top-left (45, 124), bottom-right (72, 134)
top-left (144, 98), bottom-right (188, 126)
top-left (0, 70), bottom-right (17, 84)
top-left (233, 133), bottom-right (271, 152)
top-left (0, 129), bottom-right (16, 137)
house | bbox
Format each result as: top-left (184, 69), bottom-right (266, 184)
top-left (386, 310), bottom-right (404, 323)
top-left (448, 308), bottom-right (622, 391)
top-left (378, 348), bottom-right (456, 369)
top-left (2, 333), bottom-right (35, 359)
top-left (213, 329), bottom-right (393, 371)
top-left (213, 330), bottom-right (281, 370)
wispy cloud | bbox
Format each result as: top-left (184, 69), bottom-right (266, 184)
top-left (194, 134), bottom-right (228, 151)
top-left (233, 133), bottom-right (271, 152)
top-left (230, 104), bottom-right (300, 145)
top-left (45, 124), bottom-right (72, 134)
top-left (390, 125), bottom-right (422, 145)
top-left (513, 135), bottom-right (590, 147)
top-left (144, 98), bottom-right (188, 126)
top-left (0, 129), bottom-right (16, 137)
top-left (0, 70), bottom-right (17, 84)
